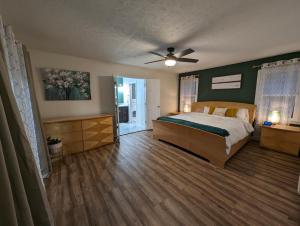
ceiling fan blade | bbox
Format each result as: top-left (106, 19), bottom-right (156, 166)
top-left (177, 58), bottom-right (199, 63)
top-left (144, 59), bottom-right (165, 64)
top-left (176, 48), bottom-right (194, 58)
top-left (149, 51), bottom-right (165, 58)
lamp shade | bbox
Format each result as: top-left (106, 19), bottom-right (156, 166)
top-left (183, 104), bottom-right (190, 112)
top-left (268, 110), bottom-right (280, 124)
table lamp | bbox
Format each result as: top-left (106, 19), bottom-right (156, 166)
top-left (268, 110), bottom-right (280, 124)
top-left (183, 104), bottom-right (190, 113)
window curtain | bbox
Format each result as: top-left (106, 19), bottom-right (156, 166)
top-left (0, 41), bottom-right (53, 225)
top-left (255, 62), bottom-right (300, 125)
top-left (180, 75), bottom-right (199, 112)
top-left (23, 46), bottom-right (52, 177)
top-left (0, 17), bottom-right (51, 177)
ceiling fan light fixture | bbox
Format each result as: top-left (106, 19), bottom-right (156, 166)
top-left (165, 59), bottom-right (176, 67)
top-left (145, 47), bottom-right (197, 66)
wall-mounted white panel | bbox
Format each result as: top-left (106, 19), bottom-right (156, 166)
top-left (212, 82), bottom-right (241, 89)
top-left (212, 74), bottom-right (242, 83)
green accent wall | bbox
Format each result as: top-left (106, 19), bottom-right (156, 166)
top-left (179, 51), bottom-right (300, 106)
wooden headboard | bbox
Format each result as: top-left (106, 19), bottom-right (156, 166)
top-left (191, 101), bottom-right (256, 124)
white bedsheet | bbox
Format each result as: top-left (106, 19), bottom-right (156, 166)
top-left (170, 112), bottom-right (254, 155)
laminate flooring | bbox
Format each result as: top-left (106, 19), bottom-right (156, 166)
top-left (45, 131), bottom-right (300, 226)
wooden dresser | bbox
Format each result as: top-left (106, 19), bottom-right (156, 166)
top-left (44, 115), bottom-right (114, 155)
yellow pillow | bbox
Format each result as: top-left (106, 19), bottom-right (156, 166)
top-left (226, 108), bottom-right (238, 117)
top-left (208, 106), bottom-right (215, 114)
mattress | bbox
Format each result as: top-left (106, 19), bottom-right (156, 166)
top-left (167, 112), bottom-right (254, 155)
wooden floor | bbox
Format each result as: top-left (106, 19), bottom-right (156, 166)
top-left (45, 131), bottom-right (300, 226)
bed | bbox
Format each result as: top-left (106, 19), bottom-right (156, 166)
top-left (152, 101), bottom-right (256, 168)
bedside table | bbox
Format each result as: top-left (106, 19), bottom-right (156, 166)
top-left (260, 125), bottom-right (300, 156)
top-left (168, 112), bottom-right (184, 116)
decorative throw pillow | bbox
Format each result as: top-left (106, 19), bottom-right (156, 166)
top-left (236, 108), bottom-right (249, 123)
top-left (225, 108), bottom-right (238, 117)
top-left (203, 106), bottom-right (210, 114)
top-left (212, 107), bottom-right (227, 116)
top-left (208, 106), bottom-right (215, 114)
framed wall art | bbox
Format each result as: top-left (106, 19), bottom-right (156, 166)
top-left (41, 68), bottom-right (91, 100)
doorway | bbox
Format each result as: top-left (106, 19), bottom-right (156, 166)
top-left (115, 76), bottom-right (160, 135)
top-left (116, 77), bottom-right (146, 135)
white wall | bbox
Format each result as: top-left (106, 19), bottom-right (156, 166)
top-left (29, 49), bottom-right (178, 119)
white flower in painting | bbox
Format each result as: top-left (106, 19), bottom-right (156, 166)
top-left (66, 77), bottom-right (73, 83)
top-left (61, 71), bottom-right (69, 76)
top-left (46, 84), bottom-right (53, 89)
top-left (64, 81), bottom-right (69, 88)
top-left (57, 80), bottom-right (64, 86)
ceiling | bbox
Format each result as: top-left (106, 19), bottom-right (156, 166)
top-left (1, 0), bottom-right (300, 73)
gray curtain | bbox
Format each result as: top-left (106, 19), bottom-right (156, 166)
top-left (0, 39), bottom-right (53, 226)
top-left (22, 46), bottom-right (52, 177)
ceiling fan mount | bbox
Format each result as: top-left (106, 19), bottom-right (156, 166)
top-left (167, 47), bottom-right (175, 53)
top-left (145, 47), bottom-right (198, 66)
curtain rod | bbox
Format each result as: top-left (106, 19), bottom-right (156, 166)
top-left (252, 58), bottom-right (300, 69)
top-left (252, 65), bottom-right (261, 69)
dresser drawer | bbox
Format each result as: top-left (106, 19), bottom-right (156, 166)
top-left (44, 121), bottom-right (82, 134)
top-left (60, 131), bottom-right (83, 144)
top-left (63, 141), bottom-right (84, 155)
top-left (83, 135), bottom-right (114, 151)
top-left (44, 131), bottom-right (82, 143)
top-left (82, 126), bottom-right (113, 140)
top-left (82, 117), bottom-right (113, 130)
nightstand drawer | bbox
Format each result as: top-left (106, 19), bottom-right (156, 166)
top-left (260, 125), bottom-right (300, 156)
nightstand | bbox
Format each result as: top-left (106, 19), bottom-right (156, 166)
top-left (260, 125), bottom-right (300, 156)
top-left (168, 112), bottom-right (184, 116)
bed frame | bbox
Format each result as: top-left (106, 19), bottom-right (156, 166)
top-left (152, 101), bottom-right (256, 168)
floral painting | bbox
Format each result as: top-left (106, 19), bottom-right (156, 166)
top-left (41, 68), bottom-right (91, 100)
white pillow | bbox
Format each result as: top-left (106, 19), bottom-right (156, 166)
top-left (236, 108), bottom-right (249, 123)
top-left (212, 107), bottom-right (227, 116)
top-left (203, 106), bottom-right (210, 114)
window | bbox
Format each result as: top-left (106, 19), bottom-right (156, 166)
top-left (255, 61), bottom-right (300, 125)
top-left (180, 75), bottom-right (199, 112)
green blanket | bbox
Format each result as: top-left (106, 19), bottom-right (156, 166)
top-left (158, 116), bottom-right (229, 137)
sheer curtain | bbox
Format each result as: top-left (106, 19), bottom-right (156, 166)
top-left (0, 17), bottom-right (51, 177)
top-left (255, 61), bottom-right (300, 125)
top-left (180, 75), bottom-right (199, 112)
top-left (0, 29), bottom-right (54, 226)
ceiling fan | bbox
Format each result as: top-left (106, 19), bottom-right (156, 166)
top-left (145, 47), bottom-right (198, 67)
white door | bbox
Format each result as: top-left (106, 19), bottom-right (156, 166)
top-left (146, 79), bottom-right (160, 129)
top-left (113, 76), bottom-right (120, 140)
top-left (98, 75), bottom-right (119, 141)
